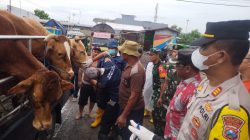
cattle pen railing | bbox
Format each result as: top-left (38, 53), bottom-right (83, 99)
top-left (0, 35), bottom-right (46, 126)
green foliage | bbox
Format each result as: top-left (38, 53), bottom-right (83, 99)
top-left (178, 29), bottom-right (201, 44)
top-left (34, 9), bottom-right (50, 20)
top-left (170, 25), bottom-right (182, 33)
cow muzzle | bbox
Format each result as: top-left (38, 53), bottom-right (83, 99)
top-left (32, 117), bottom-right (52, 131)
top-left (68, 69), bottom-right (74, 80)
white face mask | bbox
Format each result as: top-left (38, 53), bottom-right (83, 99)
top-left (191, 48), bottom-right (223, 70)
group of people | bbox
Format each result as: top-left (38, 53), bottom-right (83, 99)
top-left (71, 20), bottom-right (250, 140)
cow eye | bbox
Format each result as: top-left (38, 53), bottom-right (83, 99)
top-left (58, 53), bottom-right (63, 56)
top-left (80, 51), bottom-right (85, 55)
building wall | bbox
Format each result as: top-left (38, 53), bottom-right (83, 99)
top-left (155, 29), bottom-right (177, 37)
top-left (7, 5), bottom-right (39, 19)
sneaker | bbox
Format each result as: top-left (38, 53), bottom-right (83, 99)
top-left (75, 114), bottom-right (82, 120)
top-left (72, 97), bottom-right (78, 102)
top-left (149, 118), bottom-right (153, 123)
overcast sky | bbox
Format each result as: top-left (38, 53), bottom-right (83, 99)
top-left (2, 0), bottom-right (250, 33)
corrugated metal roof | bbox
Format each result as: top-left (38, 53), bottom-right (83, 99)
top-left (105, 22), bottom-right (144, 31)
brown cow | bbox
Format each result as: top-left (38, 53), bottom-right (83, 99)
top-left (0, 10), bottom-right (73, 80)
top-left (0, 12), bottom-right (73, 131)
top-left (69, 36), bottom-right (89, 68)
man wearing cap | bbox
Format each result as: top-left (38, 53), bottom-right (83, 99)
top-left (90, 38), bottom-right (126, 128)
top-left (116, 40), bottom-right (145, 140)
top-left (176, 20), bottom-right (250, 140)
top-left (94, 37), bottom-right (126, 71)
top-left (128, 49), bottom-right (201, 140)
top-left (147, 48), bottom-right (169, 137)
top-left (85, 61), bottom-right (121, 140)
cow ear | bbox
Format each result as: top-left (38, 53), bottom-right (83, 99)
top-left (60, 80), bottom-right (74, 92)
top-left (8, 78), bottom-right (34, 94)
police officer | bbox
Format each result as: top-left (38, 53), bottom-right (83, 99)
top-left (128, 20), bottom-right (250, 140)
top-left (177, 20), bottom-right (250, 140)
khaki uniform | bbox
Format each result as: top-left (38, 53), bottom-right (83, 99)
top-left (178, 74), bottom-right (250, 140)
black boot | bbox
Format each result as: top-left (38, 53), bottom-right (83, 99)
top-left (98, 133), bottom-right (109, 140)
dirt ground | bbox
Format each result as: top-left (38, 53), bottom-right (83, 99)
top-left (52, 54), bottom-right (153, 140)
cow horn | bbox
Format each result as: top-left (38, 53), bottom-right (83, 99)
top-left (44, 34), bottom-right (56, 42)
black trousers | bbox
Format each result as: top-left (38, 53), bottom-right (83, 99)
top-left (120, 108), bottom-right (144, 140)
top-left (98, 102), bottom-right (120, 138)
top-left (96, 88), bottom-right (117, 110)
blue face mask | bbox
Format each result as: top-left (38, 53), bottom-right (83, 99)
top-left (108, 49), bottom-right (117, 56)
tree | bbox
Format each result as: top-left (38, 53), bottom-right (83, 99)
top-left (34, 9), bottom-right (50, 20)
top-left (178, 29), bottom-right (201, 44)
top-left (170, 25), bottom-right (182, 33)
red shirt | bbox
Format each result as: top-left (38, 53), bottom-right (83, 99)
top-left (164, 74), bottom-right (201, 139)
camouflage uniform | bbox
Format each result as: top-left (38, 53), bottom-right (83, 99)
top-left (151, 61), bottom-right (167, 137)
top-left (163, 64), bottom-right (180, 107)
top-left (151, 62), bottom-right (180, 137)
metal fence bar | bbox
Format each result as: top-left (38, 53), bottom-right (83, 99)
top-left (0, 35), bottom-right (46, 39)
top-left (0, 100), bottom-right (29, 122)
top-left (0, 76), bottom-right (14, 84)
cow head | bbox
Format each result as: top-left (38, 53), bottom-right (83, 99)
top-left (44, 34), bottom-right (74, 80)
top-left (8, 70), bottom-right (73, 131)
top-left (70, 36), bottom-right (89, 67)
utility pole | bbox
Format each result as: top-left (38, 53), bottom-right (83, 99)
top-left (154, 3), bottom-right (158, 23)
top-left (9, 0), bottom-right (12, 13)
top-left (186, 19), bottom-right (190, 33)
top-left (19, 0), bottom-right (22, 16)
top-left (68, 15), bottom-right (71, 31)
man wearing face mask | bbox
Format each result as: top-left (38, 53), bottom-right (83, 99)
top-left (102, 35), bottom-right (126, 71)
top-left (177, 20), bottom-right (250, 140)
top-left (90, 38), bottom-right (126, 128)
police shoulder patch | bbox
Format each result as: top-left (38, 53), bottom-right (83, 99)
top-left (209, 105), bottom-right (249, 140)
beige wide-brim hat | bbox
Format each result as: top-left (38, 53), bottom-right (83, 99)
top-left (118, 40), bottom-right (141, 57)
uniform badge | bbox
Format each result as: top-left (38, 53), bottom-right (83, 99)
top-left (212, 87), bottom-right (222, 97)
top-left (204, 102), bottom-right (213, 112)
top-left (222, 115), bottom-right (245, 140)
top-left (191, 128), bottom-right (198, 139)
top-left (197, 85), bottom-right (203, 92)
top-left (192, 116), bottom-right (201, 128)
top-left (158, 65), bottom-right (167, 78)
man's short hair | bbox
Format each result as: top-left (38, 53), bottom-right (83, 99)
top-left (213, 40), bottom-right (250, 66)
top-left (177, 49), bottom-right (199, 72)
